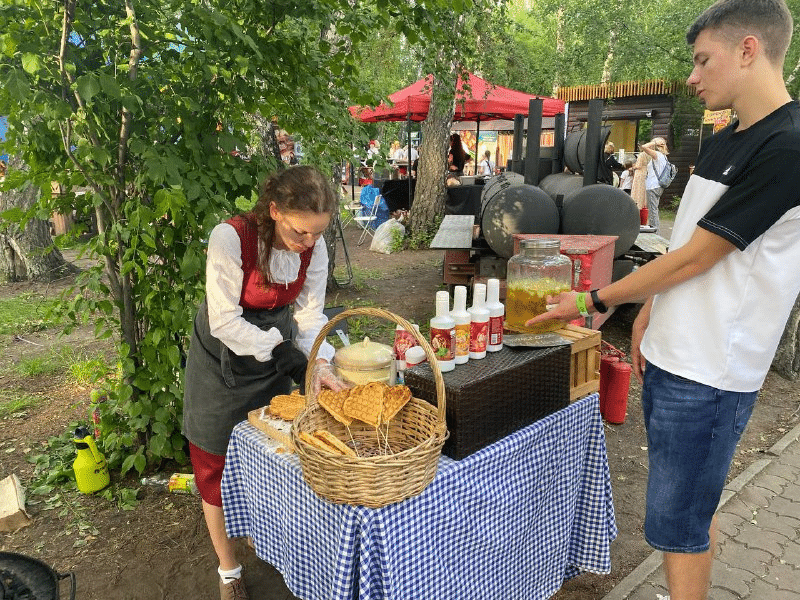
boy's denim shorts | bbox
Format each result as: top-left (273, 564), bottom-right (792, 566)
top-left (642, 363), bottom-right (758, 553)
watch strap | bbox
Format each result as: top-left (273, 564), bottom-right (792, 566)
top-left (590, 289), bottom-right (608, 314)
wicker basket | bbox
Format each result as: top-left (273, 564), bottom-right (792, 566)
top-left (291, 307), bottom-right (448, 508)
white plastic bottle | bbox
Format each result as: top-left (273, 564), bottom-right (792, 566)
top-left (486, 278), bottom-right (505, 352)
top-left (451, 286), bottom-right (471, 364)
top-left (469, 283), bottom-right (490, 360)
top-left (430, 291), bottom-right (455, 372)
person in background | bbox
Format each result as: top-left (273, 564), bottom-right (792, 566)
top-left (528, 1), bottom-right (800, 598)
top-left (604, 141), bottom-right (624, 171)
top-left (641, 137), bottom-right (670, 231)
top-left (618, 158), bottom-right (635, 195)
top-left (630, 151), bottom-right (650, 212)
top-left (448, 133), bottom-right (466, 176)
top-left (401, 143), bottom-right (418, 163)
top-left (366, 140), bottom-right (380, 164)
top-left (463, 154), bottom-right (475, 176)
top-left (183, 166), bottom-right (346, 600)
top-left (478, 150), bottom-right (494, 177)
top-left (390, 140), bottom-right (403, 161)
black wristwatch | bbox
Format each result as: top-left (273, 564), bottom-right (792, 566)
top-left (590, 289), bottom-right (608, 314)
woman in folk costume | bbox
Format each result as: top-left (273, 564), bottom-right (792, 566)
top-left (183, 165), bottom-right (345, 600)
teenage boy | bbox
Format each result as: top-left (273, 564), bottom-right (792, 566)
top-left (527, 1), bottom-right (800, 598)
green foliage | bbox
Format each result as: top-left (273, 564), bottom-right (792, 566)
top-left (332, 266), bottom-right (383, 292)
top-left (0, 391), bottom-right (38, 419)
top-left (26, 427), bottom-right (139, 536)
top-left (0, 0), bottom-right (465, 488)
top-left (637, 120), bottom-right (653, 147)
top-left (0, 294), bottom-right (59, 334)
top-left (15, 355), bottom-right (61, 378)
top-left (388, 226), bottom-right (406, 254)
top-left (27, 427), bottom-right (81, 497)
top-left (408, 215), bottom-right (443, 249)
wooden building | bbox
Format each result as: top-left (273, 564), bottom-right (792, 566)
top-left (557, 80), bottom-right (702, 201)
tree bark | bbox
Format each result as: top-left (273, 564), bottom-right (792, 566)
top-left (245, 113), bottom-right (284, 167)
top-left (410, 71), bottom-right (456, 238)
top-left (772, 294), bottom-right (800, 381)
top-left (0, 157), bottom-right (78, 282)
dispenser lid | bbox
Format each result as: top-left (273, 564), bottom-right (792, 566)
top-left (521, 238), bottom-right (560, 249)
top-left (334, 337), bottom-right (393, 369)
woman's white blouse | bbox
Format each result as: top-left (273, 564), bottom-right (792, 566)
top-left (204, 222), bottom-right (335, 363)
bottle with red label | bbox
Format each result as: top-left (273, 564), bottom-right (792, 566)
top-left (485, 278), bottom-right (504, 352)
top-left (430, 290), bottom-right (455, 372)
top-left (451, 286), bottom-right (471, 365)
top-left (469, 283), bottom-right (489, 360)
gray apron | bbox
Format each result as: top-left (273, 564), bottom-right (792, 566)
top-left (182, 299), bottom-right (292, 455)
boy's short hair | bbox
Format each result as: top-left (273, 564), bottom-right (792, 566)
top-left (686, 0), bottom-right (793, 64)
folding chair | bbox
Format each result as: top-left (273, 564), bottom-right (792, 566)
top-left (354, 195), bottom-right (380, 246)
top-left (341, 200), bottom-right (364, 228)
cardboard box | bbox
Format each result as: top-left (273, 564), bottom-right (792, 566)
top-left (0, 474), bottom-right (32, 532)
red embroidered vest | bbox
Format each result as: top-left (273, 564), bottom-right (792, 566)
top-left (225, 214), bottom-right (314, 310)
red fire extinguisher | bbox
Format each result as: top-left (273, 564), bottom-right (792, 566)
top-left (600, 342), bottom-right (631, 424)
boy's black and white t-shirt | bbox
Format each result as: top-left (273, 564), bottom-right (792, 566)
top-left (641, 101), bottom-right (800, 392)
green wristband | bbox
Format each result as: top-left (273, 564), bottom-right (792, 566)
top-left (575, 292), bottom-right (590, 317)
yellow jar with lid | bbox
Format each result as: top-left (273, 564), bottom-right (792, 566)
top-left (505, 239), bottom-right (572, 333)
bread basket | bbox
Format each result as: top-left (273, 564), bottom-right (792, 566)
top-left (291, 307), bottom-right (448, 508)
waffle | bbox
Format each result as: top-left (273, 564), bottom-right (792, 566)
top-left (317, 389), bottom-right (353, 426)
top-left (382, 385), bottom-right (412, 423)
top-left (342, 382), bottom-right (385, 427)
top-left (300, 431), bottom-right (339, 454)
top-left (269, 393), bottom-right (306, 421)
top-left (314, 430), bottom-right (357, 458)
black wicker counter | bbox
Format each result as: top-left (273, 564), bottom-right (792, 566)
top-left (405, 344), bottom-right (571, 459)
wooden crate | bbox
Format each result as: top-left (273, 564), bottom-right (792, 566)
top-left (556, 324), bottom-right (601, 401)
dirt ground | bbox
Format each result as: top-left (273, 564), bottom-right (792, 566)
top-left (1, 213), bottom-right (799, 600)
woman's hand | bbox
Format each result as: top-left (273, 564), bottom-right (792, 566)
top-left (272, 340), bottom-right (308, 387)
top-left (309, 360), bottom-right (348, 396)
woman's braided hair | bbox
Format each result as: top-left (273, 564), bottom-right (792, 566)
top-left (251, 166), bottom-right (337, 283)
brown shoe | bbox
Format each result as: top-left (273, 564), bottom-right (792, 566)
top-left (219, 577), bottom-right (249, 600)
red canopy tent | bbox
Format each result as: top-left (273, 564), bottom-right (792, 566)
top-left (349, 72), bottom-right (565, 122)
top-left (348, 73), bottom-right (564, 209)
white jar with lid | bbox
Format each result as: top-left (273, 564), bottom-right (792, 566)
top-left (332, 337), bottom-right (394, 385)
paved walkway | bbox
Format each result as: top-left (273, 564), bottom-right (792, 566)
top-left (603, 421), bottom-right (800, 600)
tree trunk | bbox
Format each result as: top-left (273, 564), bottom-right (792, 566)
top-left (0, 157), bottom-right (78, 283)
top-left (410, 70), bottom-right (456, 238)
top-left (772, 293), bottom-right (800, 381)
top-left (245, 113), bottom-right (284, 168)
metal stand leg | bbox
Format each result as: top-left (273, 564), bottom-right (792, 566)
top-left (333, 212), bottom-right (353, 286)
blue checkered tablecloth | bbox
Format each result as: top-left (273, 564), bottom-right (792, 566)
top-left (222, 393), bottom-right (616, 600)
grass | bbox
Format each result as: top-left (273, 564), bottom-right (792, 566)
top-left (0, 293), bottom-right (59, 335)
top-left (11, 345), bottom-right (114, 384)
top-left (0, 390), bottom-right (39, 419)
top-left (332, 265), bottom-right (383, 291)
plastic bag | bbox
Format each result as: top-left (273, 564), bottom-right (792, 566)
top-left (369, 218), bottom-right (405, 254)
